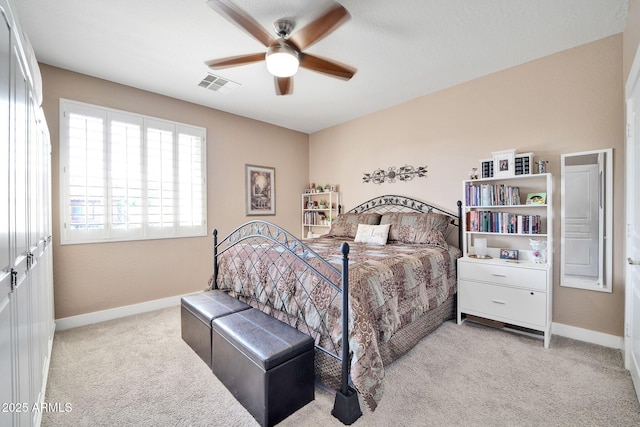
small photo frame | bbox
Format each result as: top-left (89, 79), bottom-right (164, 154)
top-left (246, 164), bottom-right (275, 216)
top-left (526, 192), bottom-right (547, 205)
top-left (500, 249), bottom-right (519, 260)
top-left (492, 149), bottom-right (516, 178)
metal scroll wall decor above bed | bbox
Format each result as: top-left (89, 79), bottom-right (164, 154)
top-left (362, 165), bottom-right (428, 184)
top-left (210, 195), bottom-right (461, 424)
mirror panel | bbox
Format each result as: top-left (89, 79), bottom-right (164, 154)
top-left (560, 148), bottom-right (612, 292)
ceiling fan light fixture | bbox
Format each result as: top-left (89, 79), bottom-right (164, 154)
top-left (266, 39), bottom-right (299, 77)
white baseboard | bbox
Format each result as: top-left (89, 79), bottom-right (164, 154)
top-left (552, 322), bottom-right (624, 350)
top-left (55, 297), bottom-right (625, 351)
top-left (55, 294), bottom-right (190, 331)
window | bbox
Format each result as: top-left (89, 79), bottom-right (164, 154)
top-left (60, 99), bottom-right (206, 244)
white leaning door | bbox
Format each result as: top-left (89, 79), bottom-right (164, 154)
top-left (626, 51), bottom-right (640, 403)
top-left (564, 163), bottom-right (600, 277)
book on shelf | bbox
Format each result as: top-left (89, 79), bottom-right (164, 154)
top-left (466, 211), bottom-right (541, 234)
top-left (303, 211), bottom-right (327, 225)
top-left (465, 183), bottom-right (521, 206)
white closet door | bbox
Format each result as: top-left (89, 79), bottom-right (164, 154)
top-left (0, 6), bottom-right (14, 426)
top-left (626, 43), bottom-right (640, 405)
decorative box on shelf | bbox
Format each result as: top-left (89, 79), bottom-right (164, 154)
top-left (480, 149), bottom-right (533, 179)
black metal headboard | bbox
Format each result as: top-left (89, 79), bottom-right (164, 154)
top-left (346, 195), bottom-right (463, 248)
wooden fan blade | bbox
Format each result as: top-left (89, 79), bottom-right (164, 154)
top-left (205, 52), bottom-right (265, 69)
top-left (288, 3), bottom-right (349, 51)
top-left (299, 54), bottom-right (356, 80)
top-left (275, 76), bottom-right (293, 96)
top-left (206, 0), bottom-right (275, 47)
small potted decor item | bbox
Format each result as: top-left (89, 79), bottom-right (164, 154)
top-left (319, 199), bottom-right (328, 209)
top-left (316, 185), bottom-right (324, 192)
top-left (529, 239), bottom-right (547, 263)
top-left (324, 184), bottom-right (331, 192)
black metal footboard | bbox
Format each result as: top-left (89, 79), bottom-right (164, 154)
top-left (211, 221), bottom-right (360, 423)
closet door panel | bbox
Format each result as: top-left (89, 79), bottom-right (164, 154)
top-left (11, 26), bottom-right (33, 426)
top-left (0, 6), bottom-right (14, 427)
top-left (0, 3), bottom-right (9, 271)
top-left (14, 271), bottom-right (31, 426)
top-left (12, 45), bottom-right (28, 267)
top-left (0, 295), bottom-right (14, 427)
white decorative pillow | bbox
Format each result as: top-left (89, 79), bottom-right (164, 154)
top-left (354, 223), bottom-right (391, 245)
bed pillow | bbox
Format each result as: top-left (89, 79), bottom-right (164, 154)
top-left (411, 228), bottom-right (449, 250)
top-left (380, 212), bottom-right (450, 249)
top-left (353, 223), bottom-right (391, 245)
top-left (327, 213), bottom-right (382, 238)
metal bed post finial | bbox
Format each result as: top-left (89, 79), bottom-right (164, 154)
top-left (332, 242), bottom-right (362, 424)
top-left (457, 200), bottom-right (462, 250)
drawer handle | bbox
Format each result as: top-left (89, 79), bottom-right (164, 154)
top-left (491, 299), bottom-right (506, 305)
top-left (492, 273), bottom-right (507, 277)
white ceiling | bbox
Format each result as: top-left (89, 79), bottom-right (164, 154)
top-left (13, 0), bottom-right (629, 134)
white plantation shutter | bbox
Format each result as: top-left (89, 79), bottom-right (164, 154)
top-left (60, 100), bottom-right (206, 244)
top-left (177, 128), bottom-right (205, 231)
top-left (63, 105), bottom-right (107, 241)
top-left (145, 120), bottom-right (175, 237)
top-left (109, 113), bottom-right (143, 238)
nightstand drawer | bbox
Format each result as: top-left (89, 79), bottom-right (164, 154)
top-left (458, 261), bottom-right (547, 291)
top-left (459, 280), bottom-right (546, 327)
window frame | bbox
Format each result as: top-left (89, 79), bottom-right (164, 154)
top-left (59, 99), bottom-right (207, 245)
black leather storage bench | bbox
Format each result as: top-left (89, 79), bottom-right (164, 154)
top-left (212, 308), bottom-right (314, 427)
top-left (180, 290), bottom-right (250, 368)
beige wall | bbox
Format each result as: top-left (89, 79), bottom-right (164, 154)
top-left (41, 65), bottom-right (308, 319)
top-left (624, 0), bottom-right (640, 82)
top-left (310, 35), bottom-right (625, 336)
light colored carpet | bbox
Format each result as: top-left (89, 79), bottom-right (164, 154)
top-left (42, 306), bottom-right (640, 426)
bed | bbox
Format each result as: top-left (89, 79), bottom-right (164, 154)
top-left (208, 195), bottom-right (462, 421)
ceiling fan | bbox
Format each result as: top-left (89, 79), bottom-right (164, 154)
top-left (205, 0), bottom-right (356, 96)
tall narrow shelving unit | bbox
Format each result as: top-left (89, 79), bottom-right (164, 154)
top-left (457, 173), bottom-right (553, 347)
top-left (301, 191), bottom-right (339, 238)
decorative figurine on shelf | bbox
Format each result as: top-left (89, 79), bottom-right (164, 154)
top-left (537, 159), bottom-right (548, 174)
top-left (529, 238), bottom-right (547, 263)
top-left (469, 167), bottom-right (479, 180)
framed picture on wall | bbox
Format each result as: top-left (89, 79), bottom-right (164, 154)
top-left (492, 149), bottom-right (516, 178)
top-left (246, 164), bottom-right (275, 215)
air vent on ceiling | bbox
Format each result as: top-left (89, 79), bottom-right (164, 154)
top-left (198, 73), bottom-right (240, 94)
